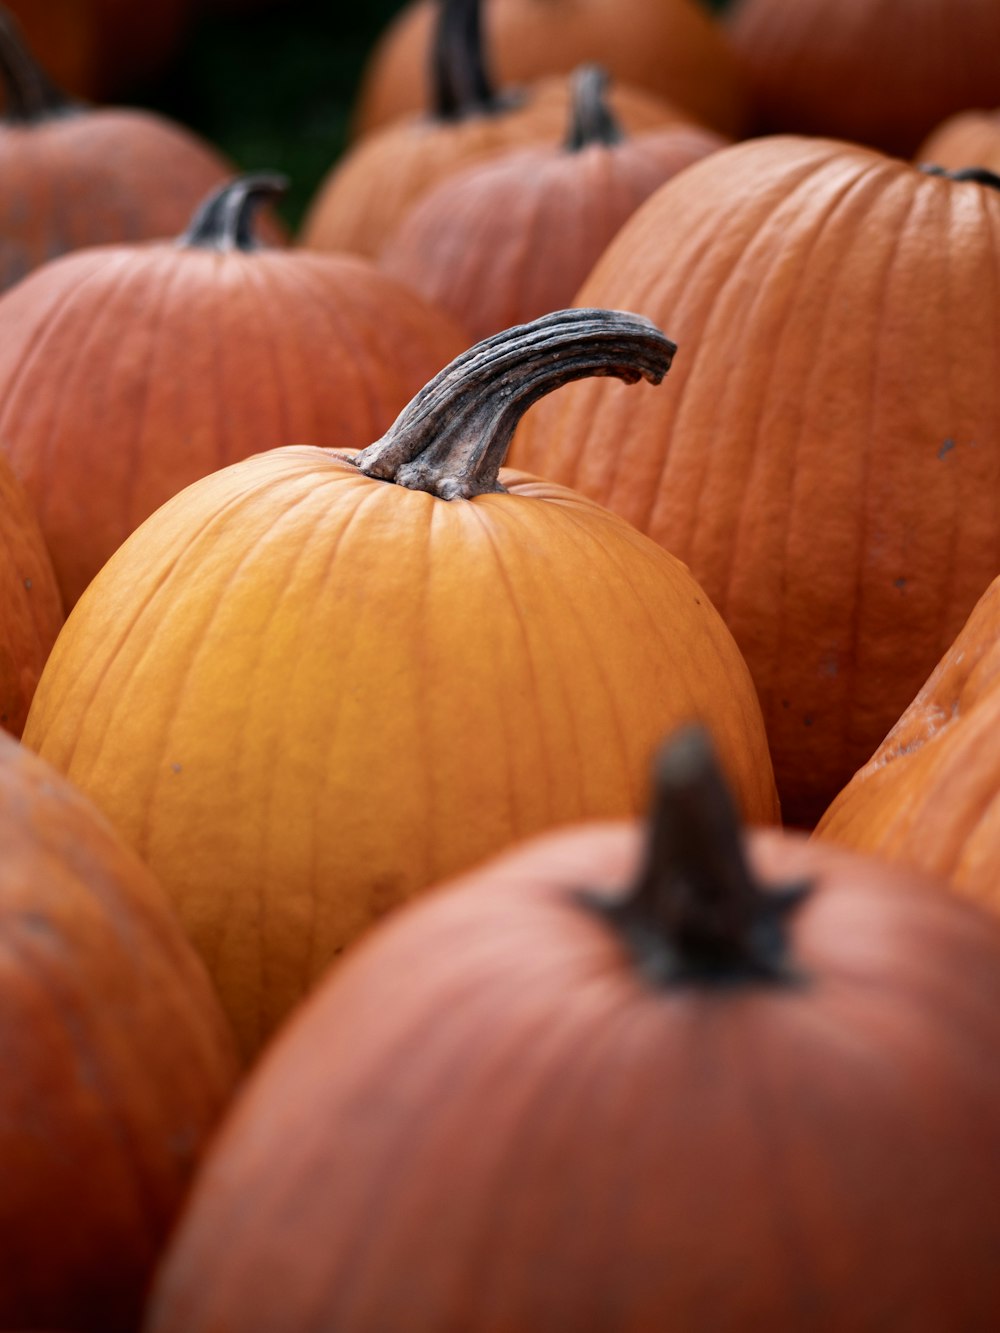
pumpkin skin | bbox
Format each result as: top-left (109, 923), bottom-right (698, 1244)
top-left (0, 451), bottom-right (62, 736)
top-left (511, 136), bottom-right (1000, 829)
top-left (144, 729), bottom-right (1000, 1332)
top-left (727, 0), bottom-right (1000, 157)
top-left (816, 575), bottom-right (1000, 913)
top-left (299, 0), bottom-right (681, 261)
top-left (380, 66), bottom-right (727, 342)
top-left (0, 10), bottom-right (235, 295)
top-left (916, 109), bottom-right (1000, 175)
top-left (0, 727), bottom-right (239, 1333)
top-left (0, 175), bottom-right (466, 609)
top-left (352, 0), bottom-right (746, 140)
top-left (24, 312), bottom-right (779, 1057)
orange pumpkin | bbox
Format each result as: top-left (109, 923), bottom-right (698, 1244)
top-left (144, 726), bottom-right (1000, 1332)
top-left (917, 110), bottom-right (1000, 175)
top-left (24, 310), bottom-right (778, 1057)
top-left (0, 7), bottom-right (234, 294)
top-left (817, 575), bottom-right (1000, 912)
top-left (728, 0), bottom-right (1000, 157)
top-left (299, 0), bottom-right (681, 261)
top-left (0, 728), bottom-right (238, 1333)
top-left (511, 137), bottom-right (1000, 829)
top-left (0, 451), bottom-right (62, 736)
top-left (0, 173), bottom-right (466, 608)
top-left (352, 0), bottom-right (746, 140)
top-left (380, 64), bottom-right (727, 342)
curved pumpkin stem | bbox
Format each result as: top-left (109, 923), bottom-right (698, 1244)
top-left (565, 65), bottom-right (624, 152)
top-left (919, 163), bottom-right (1000, 192)
top-left (586, 725), bottom-right (810, 986)
top-left (432, 0), bottom-right (511, 120)
top-left (0, 8), bottom-right (77, 123)
top-left (179, 174), bottom-right (288, 252)
top-left (349, 308), bottom-right (676, 499)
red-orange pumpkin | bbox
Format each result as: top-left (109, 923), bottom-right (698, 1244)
top-left (24, 310), bottom-right (779, 1057)
top-left (0, 173), bottom-right (466, 608)
top-left (0, 8), bottom-right (234, 294)
top-left (511, 137), bottom-right (1000, 829)
top-left (0, 727), bottom-right (238, 1333)
top-left (727, 0), bottom-right (1000, 157)
top-left (352, 0), bottom-right (746, 140)
top-left (380, 64), bottom-right (727, 342)
top-left (144, 726), bottom-right (1000, 1331)
top-left (0, 451), bottom-right (62, 735)
top-left (299, 0), bottom-right (681, 261)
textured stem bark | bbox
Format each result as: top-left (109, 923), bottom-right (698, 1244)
top-left (179, 174), bottom-right (288, 252)
top-left (0, 8), bottom-right (77, 123)
top-left (349, 308), bottom-right (676, 499)
top-left (565, 65), bottom-right (624, 151)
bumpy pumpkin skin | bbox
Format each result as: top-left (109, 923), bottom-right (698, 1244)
top-left (0, 233), bottom-right (466, 608)
top-left (817, 577), bottom-right (1000, 909)
top-left (145, 812), bottom-right (1000, 1332)
top-left (916, 110), bottom-right (1000, 175)
top-left (728, 0), bottom-right (1000, 157)
top-left (511, 137), bottom-right (1000, 829)
top-left (0, 729), bottom-right (239, 1333)
top-left (24, 439), bottom-right (778, 1056)
top-left (353, 0), bottom-right (746, 140)
top-left (0, 453), bottom-right (62, 736)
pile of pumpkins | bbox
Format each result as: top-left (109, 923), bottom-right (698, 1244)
top-left (4, 0), bottom-right (1000, 1328)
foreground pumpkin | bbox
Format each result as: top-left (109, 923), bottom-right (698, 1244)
top-left (300, 0), bottom-right (679, 260)
top-left (0, 7), bottom-right (234, 293)
top-left (144, 726), bottom-right (1000, 1331)
top-left (0, 451), bottom-right (62, 736)
top-left (0, 173), bottom-right (465, 608)
top-left (817, 575), bottom-right (1000, 914)
top-left (0, 728), bottom-right (238, 1333)
top-left (24, 310), bottom-right (778, 1056)
top-left (511, 137), bottom-right (1000, 829)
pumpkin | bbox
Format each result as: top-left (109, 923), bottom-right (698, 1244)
top-left (0, 7), bottom-right (236, 295)
top-left (816, 574), bottom-right (1000, 911)
top-left (1, 0), bottom-right (192, 102)
top-left (0, 451), bottom-right (62, 736)
top-left (143, 725), bottom-right (1000, 1332)
top-left (352, 0), bottom-right (747, 140)
top-left (0, 173), bottom-right (466, 608)
top-left (727, 0), bottom-right (1000, 157)
top-left (0, 727), bottom-right (238, 1333)
top-left (24, 309), bottom-right (778, 1057)
top-left (299, 0), bottom-right (682, 261)
top-left (380, 64), bottom-right (727, 342)
top-left (510, 137), bottom-right (1000, 830)
top-left (916, 109), bottom-right (1000, 175)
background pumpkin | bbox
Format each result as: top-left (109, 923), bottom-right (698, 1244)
top-left (23, 311), bottom-right (779, 1058)
top-left (916, 110), bottom-right (1000, 176)
top-left (0, 173), bottom-right (466, 608)
top-left (0, 727), bottom-right (238, 1333)
top-left (511, 136), bottom-right (1000, 829)
top-left (144, 726), bottom-right (1000, 1332)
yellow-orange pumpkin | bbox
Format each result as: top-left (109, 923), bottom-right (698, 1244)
top-left (24, 311), bottom-right (778, 1057)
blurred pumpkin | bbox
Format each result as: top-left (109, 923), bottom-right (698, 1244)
top-left (0, 451), bottom-right (62, 736)
top-left (144, 725), bottom-right (1000, 1332)
top-left (0, 173), bottom-right (466, 608)
top-left (916, 109), bottom-right (1000, 175)
top-left (511, 137), bottom-right (1000, 829)
top-left (24, 310), bottom-right (778, 1057)
top-left (0, 6), bottom-right (235, 294)
top-left (300, 0), bottom-right (682, 261)
top-left (0, 727), bottom-right (238, 1333)
top-left (352, 0), bottom-right (746, 140)
top-left (380, 63), bottom-right (727, 342)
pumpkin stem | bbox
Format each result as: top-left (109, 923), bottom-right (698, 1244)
top-left (432, 0), bottom-right (510, 120)
top-left (348, 308), bottom-right (676, 500)
top-left (565, 65), bottom-right (624, 151)
top-left (178, 174), bottom-right (288, 252)
top-left (0, 7), bottom-right (78, 123)
top-left (585, 725), bottom-right (810, 987)
top-left (919, 163), bottom-right (1000, 193)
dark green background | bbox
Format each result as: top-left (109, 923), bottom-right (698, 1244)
top-left (143, 0), bottom-right (731, 231)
